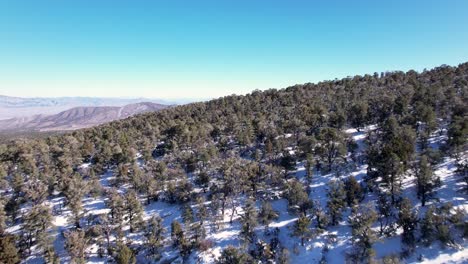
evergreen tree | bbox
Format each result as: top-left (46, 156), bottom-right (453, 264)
top-left (313, 202), bottom-right (329, 231)
top-left (106, 189), bottom-right (125, 227)
top-left (349, 204), bottom-right (378, 263)
top-left (0, 199), bottom-right (7, 234)
top-left (21, 204), bottom-right (53, 256)
top-left (415, 155), bottom-right (438, 206)
top-left (182, 204), bottom-right (194, 226)
top-left (316, 127), bottom-right (346, 171)
top-left (327, 179), bottom-right (346, 225)
top-left (239, 199), bottom-right (258, 246)
top-left (171, 220), bottom-right (185, 247)
top-left (258, 201), bottom-right (279, 232)
top-left (195, 171), bottom-right (210, 193)
top-left (285, 179), bottom-right (309, 214)
top-left (397, 198), bottom-right (418, 254)
top-left (145, 215), bottom-right (166, 260)
top-left (293, 214), bottom-right (311, 246)
top-left (64, 229), bottom-right (88, 264)
top-left (344, 176), bottom-right (363, 207)
top-left (216, 246), bottom-right (252, 264)
top-left (0, 234), bottom-right (20, 264)
top-left (377, 193), bottom-right (396, 236)
top-left (115, 243), bottom-right (136, 264)
top-left (196, 196), bottom-right (208, 225)
top-left (278, 247), bottom-right (290, 264)
top-left (125, 191), bottom-right (144, 232)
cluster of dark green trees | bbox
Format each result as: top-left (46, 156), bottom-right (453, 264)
top-left (0, 63), bottom-right (467, 263)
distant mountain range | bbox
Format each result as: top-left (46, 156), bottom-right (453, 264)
top-left (0, 95), bottom-right (177, 120)
top-left (0, 102), bottom-right (168, 132)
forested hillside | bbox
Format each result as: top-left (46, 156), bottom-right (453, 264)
top-left (0, 63), bottom-right (467, 263)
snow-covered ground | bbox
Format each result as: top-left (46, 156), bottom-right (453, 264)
top-left (14, 125), bottom-right (467, 264)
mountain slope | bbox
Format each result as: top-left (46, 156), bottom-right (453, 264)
top-left (0, 102), bottom-right (168, 131)
top-left (0, 63), bottom-right (466, 264)
top-left (0, 95), bottom-right (175, 120)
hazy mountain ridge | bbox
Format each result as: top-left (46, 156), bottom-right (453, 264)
top-left (0, 95), bottom-right (177, 120)
top-left (0, 102), bottom-right (168, 132)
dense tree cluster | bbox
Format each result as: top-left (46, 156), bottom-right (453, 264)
top-left (0, 63), bottom-right (466, 262)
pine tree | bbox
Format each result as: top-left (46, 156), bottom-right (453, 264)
top-left (316, 127), bottom-right (346, 171)
top-left (285, 179), bottom-right (309, 213)
top-left (195, 171), bottom-right (210, 193)
top-left (349, 204), bottom-right (378, 263)
top-left (377, 193), bottom-right (396, 236)
top-left (313, 202), bottom-right (329, 231)
top-left (397, 198), bottom-right (418, 254)
top-left (216, 246), bottom-right (252, 264)
top-left (171, 220), bottom-right (184, 247)
top-left (415, 155), bottom-right (438, 206)
top-left (196, 196), bottom-right (208, 225)
top-left (0, 199), bottom-right (7, 234)
top-left (64, 173), bottom-right (88, 228)
top-left (258, 201), bottom-right (279, 232)
top-left (382, 150), bottom-right (403, 204)
top-left (64, 229), bottom-right (88, 264)
top-left (106, 189), bottom-right (125, 226)
top-left (327, 179), bottom-right (346, 225)
top-left (420, 205), bottom-right (437, 245)
top-left (125, 191), bottom-right (144, 233)
top-left (278, 247), bottom-right (290, 264)
top-left (182, 204), bottom-right (194, 226)
top-left (239, 199), bottom-right (258, 246)
top-left (0, 234), bottom-right (20, 264)
top-left (145, 215), bottom-right (166, 259)
top-left (115, 243), bottom-right (136, 264)
top-left (344, 176), bottom-right (363, 207)
top-left (293, 213), bottom-right (311, 246)
top-left (21, 204), bottom-right (53, 256)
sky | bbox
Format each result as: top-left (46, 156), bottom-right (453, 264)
top-left (0, 0), bottom-right (467, 100)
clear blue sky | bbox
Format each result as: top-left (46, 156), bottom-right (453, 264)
top-left (1, 0), bottom-right (467, 100)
